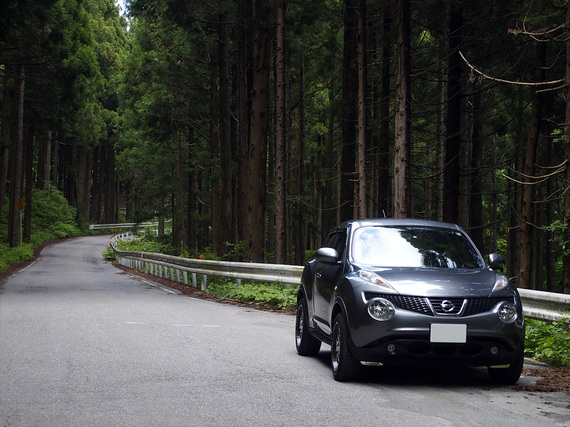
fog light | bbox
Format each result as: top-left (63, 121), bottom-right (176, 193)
top-left (490, 346), bottom-right (499, 355)
top-left (497, 302), bottom-right (517, 324)
top-left (368, 298), bottom-right (396, 321)
top-left (387, 344), bottom-right (396, 353)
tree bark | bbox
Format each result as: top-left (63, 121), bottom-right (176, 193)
top-left (294, 69), bottom-right (306, 266)
top-left (394, 0), bottom-right (411, 218)
top-left (443, 8), bottom-right (463, 224)
top-left (23, 126), bottom-right (33, 242)
top-left (8, 66), bottom-right (25, 247)
top-left (173, 136), bottom-right (184, 256)
top-left (238, 0), bottom-right (254, 247)
top-left (0, 78), bottom-right (12, 224)
top-left (564, 0), bottom-right (570, 294)
top-left (377, 0), bottom-right (392, 218)
top-left (210, 35), bottom-right (221, 255)
top-left (219, 10), bottom-right (232, 256)
top-left (519, 42), bottom-right (545, 289)
top-left (244, 0), bottom-right (270, 262)
top-left (341, 0), bottom-right (358, 221)
top-left (275, 0), bottom-right (287, 264)
top-left (469, 91), bottom-right (484, 252)
top-left (356, 0), bottom-right (367, 218)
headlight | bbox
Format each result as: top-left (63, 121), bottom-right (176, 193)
top-left (497, 302), bottom-right (517, 324)
top-left (368, 298), bottom-right (396, 321)
top-left (491, 275), bottom-right (509, 293)
top-left (358, 270), bottom-right (395, 291)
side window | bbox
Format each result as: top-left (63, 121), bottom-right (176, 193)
top-left (320, 230), bottom-right (347, 259)
top-left (330, 231), bottom-right (347, 259)
top-left (322, 232), bottom-right (336, 248)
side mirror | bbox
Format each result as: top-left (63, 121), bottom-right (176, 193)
top-left (488, 253), bottom-right (505, 271)
top-left (315, 247), bottom-right (339, 264)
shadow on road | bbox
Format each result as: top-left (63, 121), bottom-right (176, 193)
top-left (312, 349), bottom-right (518, 388)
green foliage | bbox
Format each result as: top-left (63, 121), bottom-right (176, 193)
top-left (31, 188), bottom-right (82, 239)
top-left (525, 317), bottom-right (570, 367)
top-left (114, 235), bottom-right (175, 255)
top-left (101, 247), bottom-right (116, 261)
top-left (0, 189), bottom-right (81, 273)
top-left (207, 278), bottom-right (299, 309)
top-left (0, 243), bottom-right (34, 273)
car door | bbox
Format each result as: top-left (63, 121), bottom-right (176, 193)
top-left (313, 230), bottom-right (347, 334)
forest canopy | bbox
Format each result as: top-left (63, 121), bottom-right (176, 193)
top-left (1, 0), bottom-right (569, 293)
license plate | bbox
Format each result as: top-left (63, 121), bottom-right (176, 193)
top-left (430, 324), bottom-right (467, 343)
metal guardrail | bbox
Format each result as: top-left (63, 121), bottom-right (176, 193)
top-left (90, 222), bottom-right (160, 230)
top-left (110, 235), bottom-right (569, 321)
top-left (518, 289), bottom-right (570, 322)
top-left (110, 234), bottom-right (303, 290)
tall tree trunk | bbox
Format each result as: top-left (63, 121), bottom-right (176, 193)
top-left (470, 91), bottom-right (484, 252)
top-left (173, 136), bottom-right (184, 256)
top-left (90, 144), bottom-right (100, 222)
top-left (187, 128), bottom-right (197, 251)
top-left (508, 93), bottom-right (525, 285)
top-left (394, 0), bottom-right (411, 218)
top-left (76, 146), bottom-right (90, 227)
top-left (238, 0), bottom-right (254, 246)
top-left (436, 38), bottom-right (446, 221)
top-left (356, 0), bottom-right (367, 218)
top-left (519, 42), bottom-right (545, 289)
top-left (210, 36), bottom-right (222, 255)
top-left (8, 66), bottom-right (25, 247)
top-left (275, 0), bottom-right (287, 264)
top-left (244, 0), bottom-right (270, 262)
top-left (294, 67), bottom-right (306, 266)
top-left (23, 127), bottom-right (32, 242)
top-left (377, 0), bottom-right (391, 217)
top-left (37, 130), bottom-right (53, 190)
top-left (341, 0), bottom-right (358, 221)
top-left (0, 78), bottom-right (12, 223)
top-left (563, 0), bottom-right (570, 294)
top-left (443, 8), bottom-right (463, 224)
top-left (219, 10), bottom-right (232, 255)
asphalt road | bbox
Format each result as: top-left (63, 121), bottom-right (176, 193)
top-left (0, 235), bottom-right (568, 426)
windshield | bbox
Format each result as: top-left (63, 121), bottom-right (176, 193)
top-left (351, 226), bottom-right (485, 269)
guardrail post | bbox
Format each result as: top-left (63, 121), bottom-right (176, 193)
top-left (192, 273), bottom-right (197, 287)
top-left (183, 271), bottom-right (188, 285)
top-left (201, 275), bottom-right (207, 291)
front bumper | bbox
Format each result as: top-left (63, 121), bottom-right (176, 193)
top-left (347, 300), bottom-right (525, 367)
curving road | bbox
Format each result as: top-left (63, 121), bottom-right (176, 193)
top-left (0, 236), bottom-right (568, 426)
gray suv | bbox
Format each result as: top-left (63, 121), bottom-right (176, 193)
top-left (295, 218), bottom-right (525, 383)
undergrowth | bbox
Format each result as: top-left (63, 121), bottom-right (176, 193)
top-left (0, 189), bottom-right (82, 273)
top-left (206, 278), bottom-right (298, 309)
top-left (525, 317), bottom-right (570, 367)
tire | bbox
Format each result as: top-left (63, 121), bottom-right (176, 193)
top-left (331, 313), bottom-right (362, 382)
top-left (488, 347), bottom-right (524, 385)
top-left (295, 299), bottom-right (321, 356)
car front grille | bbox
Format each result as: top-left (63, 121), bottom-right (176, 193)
top-left (364, 293), bottom-right (514, 317)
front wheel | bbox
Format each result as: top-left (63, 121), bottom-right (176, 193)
top-left (331, 313), bottom-right (362, 382)
top-left (295, 299), bottom-right (321, 356)
top-left (488, 347), bottom-right (524, 385)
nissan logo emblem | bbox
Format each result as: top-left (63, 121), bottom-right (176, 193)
top-left (441, 300), bottom-right (455, 312)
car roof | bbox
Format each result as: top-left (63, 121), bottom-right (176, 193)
top-left (338, 218), bottom-right (465, 232)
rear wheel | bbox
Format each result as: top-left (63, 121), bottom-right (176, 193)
top-left (488, 347), bottom-right (524, 385)
top-left (331, 313), bottom-right (362, 382)
top-left (295, 299), bottom-right (321, 356)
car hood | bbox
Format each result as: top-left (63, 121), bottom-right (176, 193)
top-left (366, 267), bottom-right (500, 297)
